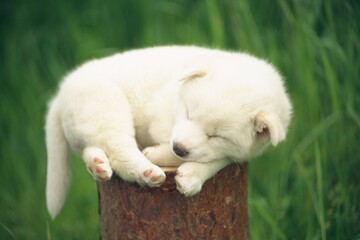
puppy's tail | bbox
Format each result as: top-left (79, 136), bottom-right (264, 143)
top-left (45, 98), bottom-right (71, 219)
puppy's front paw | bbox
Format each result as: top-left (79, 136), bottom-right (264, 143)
top-left (175, 164), bottom-right (204, 197)
top-left (142, 144), bottom-right (183, 167)
top-left (138, 165), bottom-right (166, 187)
top-left (142, 145), bottom-right (160, 162)
top-left (87, 157), bottom-right (113, 182)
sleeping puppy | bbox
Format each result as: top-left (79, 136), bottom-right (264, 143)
top-left (45, 46), bottom-right (292, 218)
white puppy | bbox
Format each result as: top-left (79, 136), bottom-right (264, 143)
top-left (45, 46), bottom-right (292, 219)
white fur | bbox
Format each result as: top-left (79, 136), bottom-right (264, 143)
top-left (45, 46), bottom-right (292, 218)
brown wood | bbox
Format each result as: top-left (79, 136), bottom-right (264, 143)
top-left (98, 163), bottom-right (248, 240)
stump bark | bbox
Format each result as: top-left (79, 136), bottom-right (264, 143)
top-left (98, 163), bottom-right (248, 240)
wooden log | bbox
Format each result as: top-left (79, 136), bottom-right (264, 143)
top-left (98, 163), bottom-right (248, 240)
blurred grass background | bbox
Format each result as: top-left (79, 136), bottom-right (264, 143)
top-left (0, 0), bottom-right (359, 239)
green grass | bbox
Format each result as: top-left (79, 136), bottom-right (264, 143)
top-left (0, 0), bottom-right (359, 239)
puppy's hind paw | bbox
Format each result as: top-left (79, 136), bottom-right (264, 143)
top-left (138, 165), bottom-right (166, 187)
top-left (87, 157), bottom-right (113, 181)
top-left (83, 147), bottom-right (113, 181)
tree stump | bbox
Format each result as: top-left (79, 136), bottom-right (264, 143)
top-left (97, 163), bottom-right (248, 240)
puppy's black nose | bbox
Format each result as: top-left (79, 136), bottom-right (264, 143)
top-left (172, 142), bottom-right (189, 158)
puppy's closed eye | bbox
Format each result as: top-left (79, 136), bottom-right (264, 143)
top-left (207, 133), bottom-right (225, 140)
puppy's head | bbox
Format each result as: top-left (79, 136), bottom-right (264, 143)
top-left (170, 54), bottom-right (292, 163)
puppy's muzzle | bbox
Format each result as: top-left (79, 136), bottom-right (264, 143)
top-left (172, 142), bottom-right (189, 158)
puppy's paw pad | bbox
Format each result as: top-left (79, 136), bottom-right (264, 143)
top-left (93, 158), bottom-right (104, 164)
top-left (143, 169), bottom-right (153, 177)
top-left (139, 166), bottom-right (165, 187)
top-left (87, 157), bottom-right (113, 182)
top-left (151, 175), bottom-right (162, 182)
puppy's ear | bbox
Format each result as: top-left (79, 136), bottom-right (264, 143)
top-left (179, 69), bottom-right (207, 82)
top-left (254, 113), bottom-right (286, 146)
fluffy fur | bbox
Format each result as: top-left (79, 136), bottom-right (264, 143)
top-left (45, 46), bottom-right (292, 219)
